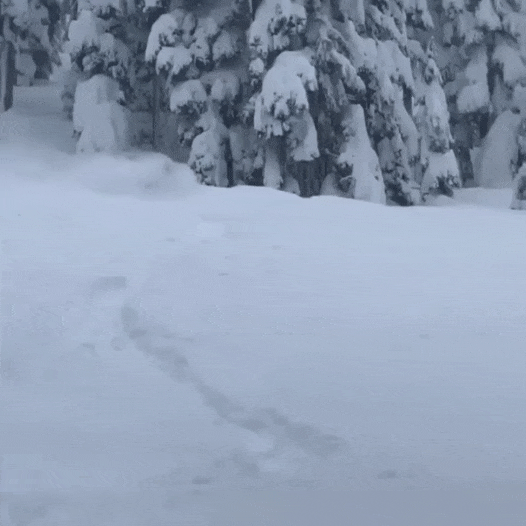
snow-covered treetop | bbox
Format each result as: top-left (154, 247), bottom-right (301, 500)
top-left (66, 8), bottom-right (132, 79)
top-left (248, 0), bottom-right (306, 60)
top-left (145, 7), bottom-right (240, 81)
top-left (67, 10), bottom-right (102, 55)
top-left (493, 34), bottom-right (526, 87)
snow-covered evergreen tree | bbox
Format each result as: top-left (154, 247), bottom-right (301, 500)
top-left (140, 0), bottom-right (462, 203)
top-left (64, 0), bottom-right (148, 152)
top-left (305, 2), bottom-right (385, 200)
top-left (144, 0), bottom-right (249, 185)
top-left (412, 39), bottom-right (460, 198)
top-left (433, 0), bottom-right (526, 186)
top-left (1, 0), bottom-right (61, 89)
top-left (356, 0), bottom-right (422, 204)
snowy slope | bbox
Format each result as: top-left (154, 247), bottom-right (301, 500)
top-left (2, 84), bottom-right (526, 525)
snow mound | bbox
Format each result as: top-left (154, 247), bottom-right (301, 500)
top-left (70, 152), bottom-right (200, 198)
top-left (453, 188), bottom-right (514, 209)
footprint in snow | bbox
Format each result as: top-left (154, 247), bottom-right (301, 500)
top-left (120, 305), bottom-right (349, 466)
top-left (90, 275), bottom-right (127, 295)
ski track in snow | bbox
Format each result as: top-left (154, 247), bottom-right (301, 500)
top-left (119, 300), bottom-right (349, 468)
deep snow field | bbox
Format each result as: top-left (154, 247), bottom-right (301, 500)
top-left (1, 83), bottom-right (526, 525)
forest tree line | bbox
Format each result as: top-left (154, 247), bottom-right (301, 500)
top-left (2, 0), bottom-right (526, 206)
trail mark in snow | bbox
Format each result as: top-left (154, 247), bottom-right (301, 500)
top-left (90, 276), bottom-right (127, 295)
top-left (120, 305), bottom-right (348, 461)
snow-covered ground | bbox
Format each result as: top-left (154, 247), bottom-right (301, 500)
top-left (2, 83), bottom-right (526, 525)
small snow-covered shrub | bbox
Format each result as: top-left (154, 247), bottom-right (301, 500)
top-left (73, 74), bottom-right (131, 153)
top-left (421, 150), bottom-right (460, 199)
top-left (189, 120), bottom-right (229, 187)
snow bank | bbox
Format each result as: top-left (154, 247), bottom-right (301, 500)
top-left (70, 151), bottom-right (200, 198)
top-left (5, 63), bottom-right (526, 526)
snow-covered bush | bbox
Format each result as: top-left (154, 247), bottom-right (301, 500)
top-left (188, 116), bottom-right (229, 187)
top-left (252, 49), bottom-right (318, 189)
top-left (73, 74), bottom-right (131, 153)
top-left (64, 0), bottom-right (142, 151)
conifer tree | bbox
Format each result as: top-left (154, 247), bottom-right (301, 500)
top-left (1, 0), bottom-right (60, 93)
top-left (433, 0), bottom-right (526, 187)
top-left (145, 0), bottom-right (250, 185)
top-left (65, 0), bottom-right (142, 151)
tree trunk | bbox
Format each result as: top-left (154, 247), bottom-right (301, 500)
top-left (152, 74), bottom-right (160, 150)
top-left (0, 39), bottom-right (16, 113)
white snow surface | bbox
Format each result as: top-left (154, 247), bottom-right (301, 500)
top-left (2, 83), bottom-right (526, 524)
